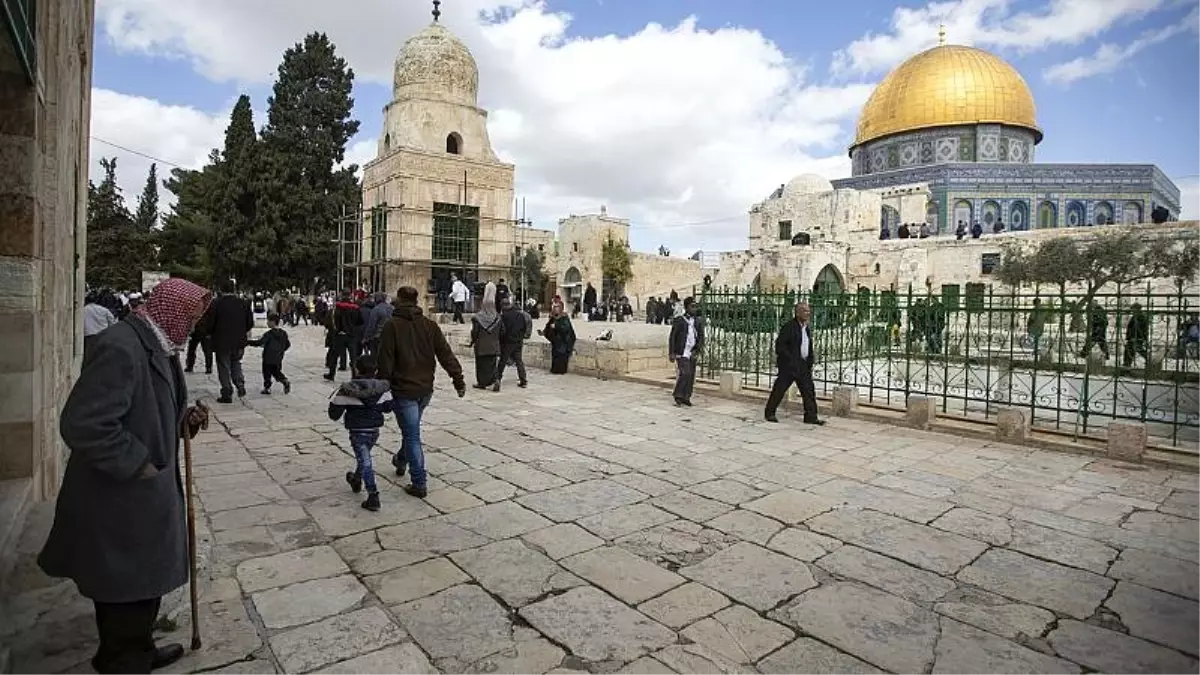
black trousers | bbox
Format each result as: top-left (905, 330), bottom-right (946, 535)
top-left (453, 301), bottom-right (465, 324)
top-left (764, 365), bottom-right (819, 421)
top-left (326, 333), bottom-right (351, 373)
top-left (673, 357), bottom-right (696, 402)
top-left (214, 348), bottom-right (245, 398)
top-left (496, 342), bottom-right (527, 384)
top-left (93, 597), bottom-right (160, 674)
top-left (185, 335), bottom-right (212, 372)
top-left (263, 363), bottom-right (288, 389)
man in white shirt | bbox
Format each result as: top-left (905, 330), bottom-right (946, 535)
top-left (764, 302), bottom-right (824, 425)
top-left (668, 297), bottom-right (704, 406)
top-left (450, 273), bottom-right (468, 324)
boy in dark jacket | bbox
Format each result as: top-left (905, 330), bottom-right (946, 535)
top-left (248, 314), bottom-right (291, 395)
top-left (329, 354), bottom-right (395, 511)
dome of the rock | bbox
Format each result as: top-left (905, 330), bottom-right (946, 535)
top-left (853, 43), bottom-right (1040, 149)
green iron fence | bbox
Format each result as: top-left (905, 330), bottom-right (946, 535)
top-left (697, 283), bottom-right (1199, 449)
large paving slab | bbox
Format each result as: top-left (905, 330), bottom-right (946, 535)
top-left (8, 324), bottom-right (1197, 675)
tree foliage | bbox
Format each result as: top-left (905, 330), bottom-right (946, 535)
top-left (132, 162), bottom-right (160, 270)
top-left (601, 234), bottom-right (633, 289)
top-left (519, 248), bottom-right (544, 295)
top-left (86, 157), bottom-right (142, 290)
top-left (158, 152), bottom-right (222, 285)
top-left (996, 230), bottom-right (1200, 303)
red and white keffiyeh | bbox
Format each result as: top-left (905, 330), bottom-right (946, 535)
top-left (139, 278), bottom-right (211, 347)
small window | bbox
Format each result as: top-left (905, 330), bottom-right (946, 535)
top-left (446, 132), bottom-right (462, 155)
top-left (778, 220), bottom-right (792, 241)
top-left (537, 243), bottom-right (544, 252)
top-left (572, 242), bottom-right (578, 253)
top-left (384, 133), bottom-right (391, 150)
top-left (874, 263), bottom-right (881, 274)
top-left (981, 253), bottom-right (1001, 275)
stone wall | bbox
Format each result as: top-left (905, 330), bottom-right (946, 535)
top-left (0, 1), bottom-right (94, 500)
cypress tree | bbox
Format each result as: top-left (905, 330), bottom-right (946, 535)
top-left (212, 94), bottom-right (274, 288)
top-left (259, 32), bottom-right (361, 293)
top-left (85, 157), bottom-right (140, 290)
top-left (159, 151), bottom-right (221, 285)
top-left (133, 162), bottom-right (160, 271)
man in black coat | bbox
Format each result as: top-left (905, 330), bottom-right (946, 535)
top-left (198, 279), bottom-right (254, 403)
top-left (40, 278), bottom-right (211, 674)
top-left (764, 302), bottom-right (825, 425)
top-left (668, 297), bottom-right (704, 406)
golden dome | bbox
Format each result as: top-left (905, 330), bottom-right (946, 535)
top-left (853, 44), bottom-right (1041, 148)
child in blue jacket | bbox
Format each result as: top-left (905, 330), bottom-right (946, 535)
top-left (328, 354), bottom-right (394, 511)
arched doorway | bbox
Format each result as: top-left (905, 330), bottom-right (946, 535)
top-left (811, 264), bottom-right (845, 329)
top-left (1094, 201), bottom-right (1114, 226)
top-left (1037, 201), bottom-right (1057, 229)
top-left (880, 205), bottom-right (899, 238)
top-left (1009, 201), bottom-right (1029, 230)
top-left (562, 266), bottom-right (582, 308)
top-left (925, 201), bottom-right (939, 234)
top-left (952, 200), bottom-right (973, 230)
top-left (1066, 201), bottom-right (1084, 227)
top-left (446, 132), bottom-right (463, 155)
top-left (1122, 201), bottom-right (1142, 225)
top-left (812, 264), bottom-right (845, 295)
top-left (981, 200), bottom-right (1001, 227)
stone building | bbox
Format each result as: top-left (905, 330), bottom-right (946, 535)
top-left (832, 30), bottom-right (1181, 233)
top-left (352, 7), bottom-right (701, 309)
top-left (0, 0), bottom-right (94, 575)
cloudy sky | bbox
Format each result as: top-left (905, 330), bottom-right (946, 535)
top-left (91, 0), bottom-right (1199, 254)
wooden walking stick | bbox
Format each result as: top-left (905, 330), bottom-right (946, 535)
top-left (183, 400), bottom-right (208, 651)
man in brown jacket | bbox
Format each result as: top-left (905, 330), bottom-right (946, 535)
top-left (376, 286), bottom-right (466, 498)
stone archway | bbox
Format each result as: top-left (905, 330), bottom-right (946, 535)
top-left (1095, 201), bottom-right (1114, 226)
top-left (982, 200), bottom-right (1001, 227)
top-left (1038, 201), bottom-right (1058, 229)
top-left (1122, 201), bottom-right (1142, 225)
top-left (562, 266), bottom-right (583, 306)
top-left (812, 264), bottom-right (845, 295)
top-left (1066, 201), bottom-right (1084, 227)
top-left (1009, 201), bottom-right (1029, 230)
top-left (952, 200), bottom-right (972, 229)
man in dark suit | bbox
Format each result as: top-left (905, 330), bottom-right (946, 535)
top-left (198, 278), bottom-right (254, 403)
top-left (668, 297), bottom-right (704, 406)
top-left (764, 302), bottom-right (825, 425)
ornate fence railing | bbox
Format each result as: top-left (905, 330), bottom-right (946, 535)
top-left (696, 283), bottom-right (1199, 449)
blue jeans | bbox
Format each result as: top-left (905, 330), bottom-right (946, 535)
top-left (349, 429), bottom-right (380, 494)
top-left (392, 394), bottom-right (432, 487)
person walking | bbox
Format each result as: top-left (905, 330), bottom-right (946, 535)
top-left (764, 302), bottom-right (825, 425)
top-left (495, 297), bottom-right (531, 390)
top-left (450, 273), bottom-right (468, 324)
top-left (543, 299), bottom-right (576, 374)
top-left (39, 279), bottom-right (212, 674)
top-left (362, 292), bottom-right (392, 356)
top-left (470, 282), bottom-right (505, 389)
top-left (329, 354), bottom-right (394, 512)
top-left (247, 313), bottom-right (291, 395)
top-left (583, 283), bottom-right (597, 319)
top-left (199, 278), bottom-right (253, 403)
top-left (495, 278), bottom-right (510, 312)
top-left (1123, 302), bottom-right (1150, 367)
top-left (668, 297), bottom-right (704, 407)
top-left (324, 291), bottom-right (362, 380)
top-left (377, 286), bottom-right (466, 498)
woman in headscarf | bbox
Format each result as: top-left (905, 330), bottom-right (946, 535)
top-left (543, 297), bottom-right (576, 374)
top-left (469, 281), bottom-right (505, 388)
top-left (39, 278), bottom-right (212, 674)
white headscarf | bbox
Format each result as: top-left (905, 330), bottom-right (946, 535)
top-left (475, 282), bottom-right (500, 329)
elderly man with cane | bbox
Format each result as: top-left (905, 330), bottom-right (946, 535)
top-left (39, 278), bottom-right (212, 674)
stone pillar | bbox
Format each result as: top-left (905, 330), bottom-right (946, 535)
top-left (1107, 422), bottom-right (1147, 462)
top-left (906, 396), bottom-right (936, 429)
top-left (995, 408), bottom-right (1029, 442)
top-left (719, 372), bottom-right (741, 396)
top-left (831, 387), bottom-right (858, 417)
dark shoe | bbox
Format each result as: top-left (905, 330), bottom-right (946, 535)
top-left (680, 399), bottom-right (693, 407)
top-left (260, 388), bottom-right (271, 395)
top-left (205, 368), bottom-right (213, 374)
top-left (151, 643), bottom-right (185, 670)
top-left (674, 397), bottom-right (683, 407)
top-left (492, 382), bottom-right (501, 392)
top-left (183, 367), bottom-right (194, 373)
top-left (361, 492), bottom-right (381, 512)
top-left (764, 413), bottom-right (779, 423)
top-left (283, 380), bottom-right (291, 394)
top-left (338, 366), bottom-right (348, 371)
top-left (804, 419), bottom-right (827, 426)
top-left (323, 373), bottom-right (335, 381)
top-left (404, 484), bottom-right (428, 499)
top-left (518, 381), bottom-right (527, 388)
top-left (473, 383), bottom-right (487, 389)
top-left (216, 396), bottom-right (233, 404)
top-left (392, 456), bottom-right (407, 477)
top-left (345, 471), bottom-right (363, 493)
top-left (236, 386), bottom-right (247, 398)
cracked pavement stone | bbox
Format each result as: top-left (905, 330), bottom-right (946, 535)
top-left (520, 587), bottom-right (676, 663)
top-left (681, 542), bottom-right (816, 611)
top-left (451, 539), bottom-right (586, 606)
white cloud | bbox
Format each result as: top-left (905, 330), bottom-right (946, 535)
top-left (94, 0), bottom-right (873, 251)
top-left (1043, 6), bottom-right (1198, 84)
top-left (88, 88), bottom-right (228, 216)
top-left (1178, 176), bottom-right (1200, 220)
top-left (832, 0), bottom-right (1172, 76)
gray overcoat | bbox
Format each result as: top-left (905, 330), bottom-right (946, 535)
top-left (38, 316), bottom-right (189, 603)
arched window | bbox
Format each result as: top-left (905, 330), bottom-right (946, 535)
top-left (953, 200), bottom-right (972, 229)
top-left (383, 133), bottom-right (391, 150)
top-left (446, 132), bottom-right (462, 155)
top-left (1065, 201), bottom-right (1085, 227)
top-left (1122, 201), bottom-right (1142, 225)
top-left (1038, 201), bottom-right (1057, 229)
top-left (1009, 201), bottom-right (1029, 231)
top-left (1094, 201), bottom-right (1114, 226)
top-left (981, 200), bottom-right (1000, 226)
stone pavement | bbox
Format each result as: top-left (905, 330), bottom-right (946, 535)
top-left (2, 321), bottom-right (1198, 673)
